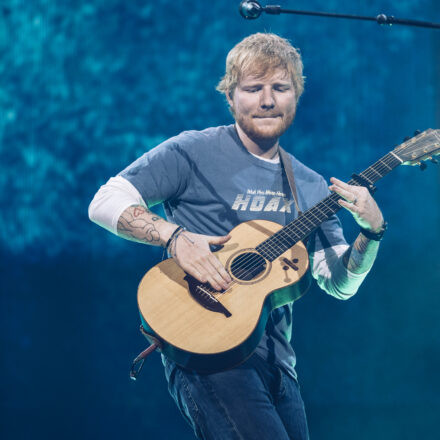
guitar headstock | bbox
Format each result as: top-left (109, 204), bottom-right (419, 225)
top-left (393, 129), bottom-right (440, 166)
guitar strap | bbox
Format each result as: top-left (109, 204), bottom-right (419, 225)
top-left (130, 326), bottom-right (161, 381)
top-left (278, 147), bottom-right (302, 216)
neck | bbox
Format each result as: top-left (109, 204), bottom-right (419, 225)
top-left (235, 123), bottom-right (280, 160)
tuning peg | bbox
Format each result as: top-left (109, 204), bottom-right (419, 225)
top-left (414, 130), bottom-right (422, 136)
top-left (419, 162), bottom-right (427, 171)
top-left (430, 157), bottom-right (438, 164)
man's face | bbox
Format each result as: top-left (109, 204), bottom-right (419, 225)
top-left (227, 68), bottom-right (297, 148)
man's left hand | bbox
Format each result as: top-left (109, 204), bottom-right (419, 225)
top-left (329, 177), bottom-right (384, 232)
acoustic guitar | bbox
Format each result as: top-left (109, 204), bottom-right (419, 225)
top-left (136, 129), bottom-right (440, 373)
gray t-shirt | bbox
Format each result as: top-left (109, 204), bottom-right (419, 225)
top-left (120, 124), bottom-right (347, 379)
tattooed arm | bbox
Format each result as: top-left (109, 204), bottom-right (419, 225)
top-left (311, 232), bottom-right (381, 300)
top-left (116, 204), bottom-right (178, 247)
top-left (116, 204), bottom-right (232, 289)
top-left (330, 176), bottom-right (384, 275)
top-left (88, 175), bottom-right (232, 290)
top-left (88, 176), bottom-right (178, 246)
top-left (342, 233), bottom-right (380, 274)
top-left (310, 178), bottom-right (384, 300)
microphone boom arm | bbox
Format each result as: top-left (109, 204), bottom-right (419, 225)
top-left (239, 1), bottom-right (440, 30)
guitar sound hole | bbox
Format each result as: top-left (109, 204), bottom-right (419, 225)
top-left (230, 252), bottom-right (267, 281)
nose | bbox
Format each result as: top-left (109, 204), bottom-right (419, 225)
top-left (260, 87), bottom-right (275, 109)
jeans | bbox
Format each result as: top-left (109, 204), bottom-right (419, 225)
top-left (163, 353), bottom-right (310, 440)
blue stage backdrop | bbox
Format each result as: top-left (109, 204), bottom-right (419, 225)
top-left (1, 1), bottom-right (439, 439)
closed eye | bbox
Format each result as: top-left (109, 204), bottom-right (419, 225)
top-left (274, 85), bottom-right (291, 92)
top-left (243, 87), bottom-right (261, 93)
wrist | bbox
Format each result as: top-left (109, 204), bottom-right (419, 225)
top-left (360, 220), bottom-right (387, 241)
top-left (165, 225), bottom-right (184, 249)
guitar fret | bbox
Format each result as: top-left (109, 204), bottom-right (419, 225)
top-left (315, 205), bottom-right (331, 217)
top-left (296, 215), bottom-right (315, 231)
top-left (264, 240), bottom-right (279, 256)
top-left (279, 229), bottom-right (297, 246)
top-left (378, 158), bottom-right (392, 170)
top-left (308, 209), bottom-right (323, 224)
top-left (270, 236), bottom-right (287, 253)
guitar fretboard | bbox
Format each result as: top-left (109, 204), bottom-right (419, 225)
top-left (256, 152), bottom-right (403, 261)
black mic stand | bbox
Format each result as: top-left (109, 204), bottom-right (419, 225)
top-left (239, 1), bottom-right (440, 30)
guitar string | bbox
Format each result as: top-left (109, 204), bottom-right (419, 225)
top-left (224, 153), bottom-right (398, 272)
top-left (215, 162), bottom-right (392, 292)
top-left (224, 147), bottom-right (423, 296)
top-left (198, 138), bottom-right (437, 298)
top-left (206, 153), bottom-right (398, 297)
top-left (222, 183), bottom-right (354, 289)
top-left (202, 153), bottom-right (401, 298)
top-left (212, 147), bottom-right (434, 295)
top-left (270, 153), bottom-right (399, 243)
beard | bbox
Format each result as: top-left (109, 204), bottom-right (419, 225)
top-left (234, 111), bottom-right (295, 151)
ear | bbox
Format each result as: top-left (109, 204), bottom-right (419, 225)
top-left (225, 90), bottom-right (234, 108)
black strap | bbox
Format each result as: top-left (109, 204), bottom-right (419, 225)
top-left (279, 147), bottom-right (302, 215)
top-left (360, 221), bottom-right (388, 241)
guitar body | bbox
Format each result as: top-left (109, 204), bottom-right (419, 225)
top-left (137, 219), bottom-right (311, 372)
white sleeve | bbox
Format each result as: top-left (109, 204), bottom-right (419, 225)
top-left (310, 244), bottom-right (372, 300)
top-left (88, 175), bottom-right (147, 235)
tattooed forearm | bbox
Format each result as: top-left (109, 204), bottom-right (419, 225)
top-left (116, 205), bottom-right (175, 247)
top-left (342, 233), bottom-right (380, 274)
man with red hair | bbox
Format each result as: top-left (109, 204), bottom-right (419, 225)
top-left (89, 33), bottom-right (385, 439)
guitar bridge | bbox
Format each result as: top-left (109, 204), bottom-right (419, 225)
top-left (184, 275), bottom-right (232, 317)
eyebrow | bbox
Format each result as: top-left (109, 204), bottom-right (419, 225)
top-left (241, 80), bottom-right (292, 87)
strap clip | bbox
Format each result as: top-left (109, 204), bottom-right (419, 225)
top-left (129, 326), bottom-right (162, 381)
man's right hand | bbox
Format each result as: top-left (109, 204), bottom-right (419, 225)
top-left (113, 204), bottom-right (231, 291)
top-left (171, 231), bottom-right (232, 291)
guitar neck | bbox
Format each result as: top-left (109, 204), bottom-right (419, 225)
top-left (256, 151), bottom-right (403, 261)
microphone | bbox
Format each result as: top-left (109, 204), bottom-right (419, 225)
top-left (239, 1), bottom-right (263, 20)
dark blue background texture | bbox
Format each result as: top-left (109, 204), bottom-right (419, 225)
top-left (1, 1), bottom-right (439, 439)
